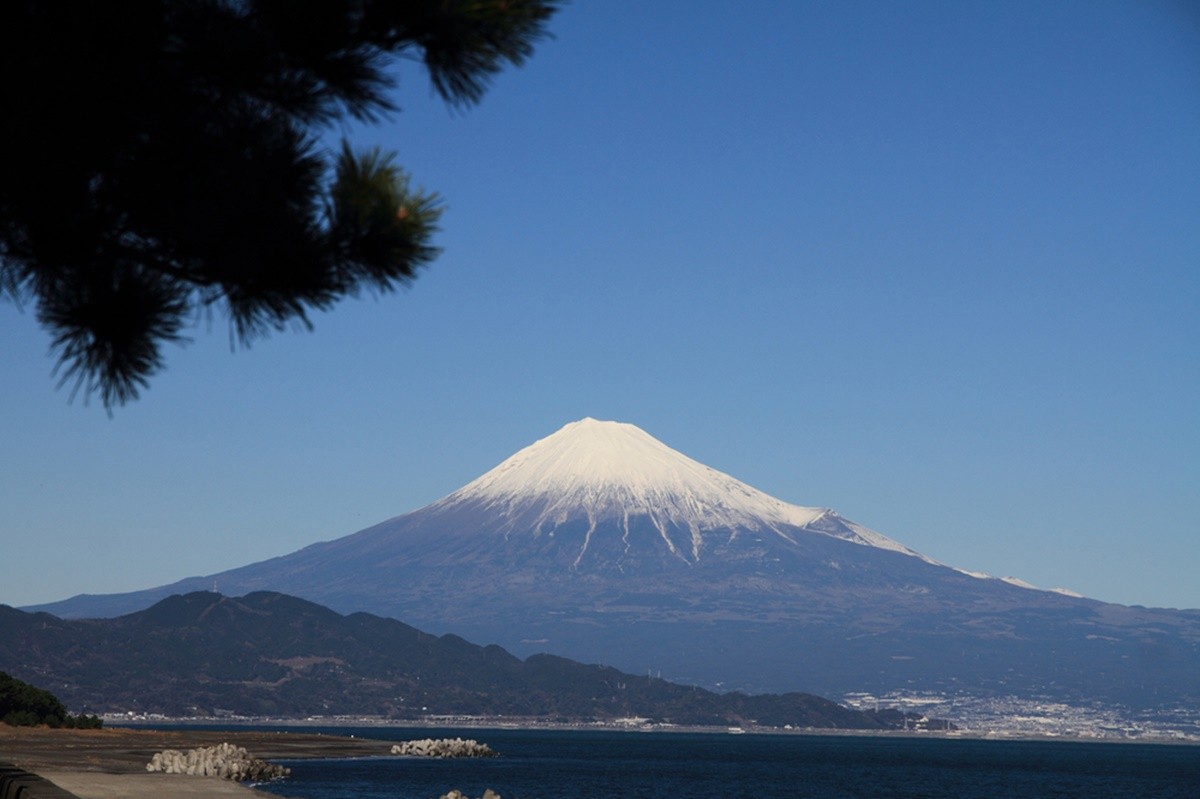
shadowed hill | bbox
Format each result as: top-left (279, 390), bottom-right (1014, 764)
top-left (0, 591), bottom-right (924, 729)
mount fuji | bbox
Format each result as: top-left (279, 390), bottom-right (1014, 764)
top-left (29, 418), bottom-right (1200, 709)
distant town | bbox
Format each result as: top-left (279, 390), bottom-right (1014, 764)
top-left (102, 693), bottom-right (1200, 744)
top-left (841, 692), bottom-right (1200, 741)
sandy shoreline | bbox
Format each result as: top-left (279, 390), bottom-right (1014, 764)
top-left (0, 725), bottom-right (401, 798)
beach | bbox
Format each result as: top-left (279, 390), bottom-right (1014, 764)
top-left (0, 725), bottom-right (395, 798)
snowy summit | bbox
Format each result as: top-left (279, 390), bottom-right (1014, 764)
top-left (434, 417), bottom-right (924, 562)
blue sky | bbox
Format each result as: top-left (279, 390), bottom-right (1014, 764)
top-left (2, 1), bottom-right (1198, 611)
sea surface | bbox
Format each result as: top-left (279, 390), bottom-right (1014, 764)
top-left (247, 726), bottom-right (1200, 799)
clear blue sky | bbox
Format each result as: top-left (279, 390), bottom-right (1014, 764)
top-left (2, 1), bottom-right (1197, 611)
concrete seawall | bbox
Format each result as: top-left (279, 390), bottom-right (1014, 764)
top-left (0, 764), bottom-right (80, 799)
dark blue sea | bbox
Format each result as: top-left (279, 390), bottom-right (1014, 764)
top-left (248, 726), bottom-right (1200, 799)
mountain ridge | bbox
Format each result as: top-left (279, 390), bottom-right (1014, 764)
top-left (23, 418), bottom-right (1200, 713)
top-left (0, 591), bottom-right (929, 729)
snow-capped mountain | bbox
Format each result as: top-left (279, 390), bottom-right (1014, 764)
top-left (431, 418), bottom-right (926, 564)
top-left (26, 419), bottom-right (1200, 711)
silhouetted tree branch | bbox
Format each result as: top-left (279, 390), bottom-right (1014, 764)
top-left (0, 0), bottom-right (561, 408)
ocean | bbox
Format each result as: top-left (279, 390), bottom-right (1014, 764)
top-left (250, 726), bottom-right (1200, 799)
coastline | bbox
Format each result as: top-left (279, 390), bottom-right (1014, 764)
top-left (108, 715), bottom-right (1200, 746)
top-left (0, 725), bottom-right (401, 799)
top-left (3, 718), bottom-right (1196, 799)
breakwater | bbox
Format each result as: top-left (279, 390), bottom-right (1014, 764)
top-left (391, 738), bottom-right (497, 758)
top-left (145, 742), bottom-right (290, 781)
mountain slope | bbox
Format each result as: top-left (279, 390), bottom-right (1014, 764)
top-left (27, 419), bottom-right (1200, 710)
top-left (0, 591), bottom-right (905, 729)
